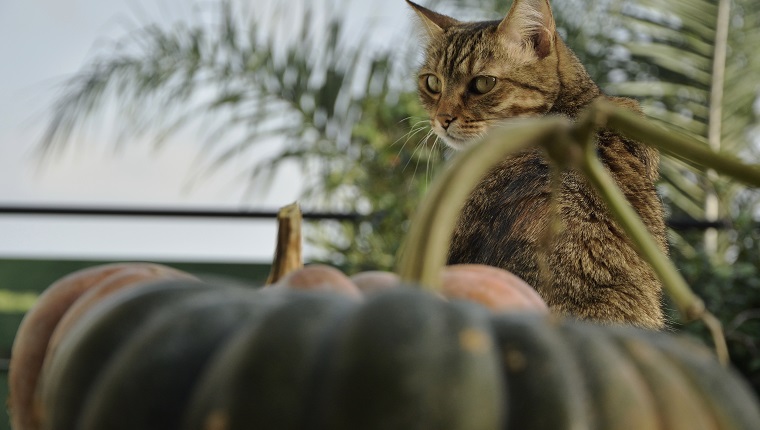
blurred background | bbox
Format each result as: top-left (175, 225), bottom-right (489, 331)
top-left (1, 0), bottom-right (759, 426)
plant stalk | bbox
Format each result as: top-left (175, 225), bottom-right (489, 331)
top-left (704, 0), bottom-right (733, 255)
top-left (577, 137), bottom-right (705, 318)
top-left (592, 100), bottom-right (760, 188)
top-left (400, 101), bottom-right (749, 364)
top-left (575, 103), bottom-right (730, 364)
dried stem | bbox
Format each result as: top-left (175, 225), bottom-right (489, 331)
top-left (265, 202), bottom-right (303, 285)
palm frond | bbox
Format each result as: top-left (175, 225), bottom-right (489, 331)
top-left (608, 0), bottom-right (760, 233)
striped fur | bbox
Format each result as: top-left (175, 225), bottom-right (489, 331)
top-left (408, 0), bottom-right (669, 329)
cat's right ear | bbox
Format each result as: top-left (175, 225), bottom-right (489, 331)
top-left (406, 0), bottom-right (459, 39)
top-left (498, 0), bottom-right (556, 59)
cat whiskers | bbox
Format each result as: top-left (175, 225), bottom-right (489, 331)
top-left (392, 118), bottom-right (429, 159)
top-left (408, 128), bottom-right (435, 177)
top-left (425, 134), bottom-right (444, 185)
top-left (393, 118), bottom-right (446, 188)
top-left (393, 117), bottom-right (433, 169)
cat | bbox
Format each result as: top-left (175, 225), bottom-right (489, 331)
top-left (407, 0), bottom-right (668, 329)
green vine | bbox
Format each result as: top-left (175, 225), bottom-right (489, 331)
top-left (397, 100), bottom-right (760, 365)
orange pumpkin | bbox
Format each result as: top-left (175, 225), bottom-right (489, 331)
top-left (273, 263), bottom-right (547, 314)
top-left (440, 264), bottom-right (548, 312)
top-left (270, 264), bottom-right (362, 300)
top-left (350, 271), bottom-right (402, 293)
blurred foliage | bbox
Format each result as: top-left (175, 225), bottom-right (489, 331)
top-left (41, 1), bottom-right (373, 185)
top-left (607, 0), bottom-right (760, 144)
top-left (310, 90), bottom-right (442, 271)
top-left (37, 0), bottom-right (616, 274)
top-left (0, 290), bottom-right (37, 313)
top-left (668, 191), bottom-right (760, 389)
top-left (37, 0), bottom-right (448, 274)
top-left (605, 0), bottom-right (760, 247)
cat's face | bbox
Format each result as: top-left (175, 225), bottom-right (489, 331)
top-left (409, 0), bottom-right (561, 150)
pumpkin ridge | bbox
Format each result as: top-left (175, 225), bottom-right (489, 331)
top-left (79, 288), bottom-right (262, 430)
top-left (617, 335), bottom-right (717, 430)
top-left (191, 292), bottom-right (356, 430)
top-left (610, 326), bottom-right (760, 429)
top-left (490, 314), bottom-right (592, 430)
top-left (181, 290), bottom-right (299, 430)
top-left (320, 289), bottom-right (505, 430)
top-left (559, 322), bottom-right (661, 430)
top-left (39, 279), bottom-right (209, 430)
top-left (299, 298), bottom-right (360, 430)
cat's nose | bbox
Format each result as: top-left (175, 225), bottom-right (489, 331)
top-left (437, 114), bottom-right (457, 130)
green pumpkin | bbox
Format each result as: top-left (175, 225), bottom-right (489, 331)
top-left (319, 289), bottom-right (505, 430)
top-left (611, 325), bottom-right (760, 430)
top-left (78, 286), bottom-right (277, 430)
top-left (491, 313), bottom-right (760, 430)
top-left (490, 314), bottom-right (592, 430)
top-left (185, 288), bottom-right (504, 430)
top-left (184, 291), bottom-right (357, 430)
top-left (40, 283), bottom-right (760, 430)
top-left (39, 279), bottom-right (210, 430)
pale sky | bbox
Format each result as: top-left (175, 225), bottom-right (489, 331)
top-left (0, 0), bottom-right (414, 262)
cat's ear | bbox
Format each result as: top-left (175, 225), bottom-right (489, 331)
top-left (498, 0), bottom-right (556, 59)
top-left (406, 0), bottom-right (460, 39)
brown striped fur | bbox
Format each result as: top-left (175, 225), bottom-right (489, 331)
top-left (408, 0), bottom-right (668, 329)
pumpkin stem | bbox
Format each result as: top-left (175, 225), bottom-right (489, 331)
top-left (266, 202), bottom-right (304, 285)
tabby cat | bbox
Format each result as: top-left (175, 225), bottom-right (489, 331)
top-left (407, 0), bottom-right (668, 329)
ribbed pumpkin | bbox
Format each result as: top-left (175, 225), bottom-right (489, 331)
top-left (270, 264), bottom-right (363, 299)
top-left (184, 289), bottom-right (504, 430)
top-left (42, 282), bottom-right (756, 430)
top-left (37, 279), bottom-right (209, 430)
top-left (8, 262), bottom-right (192, 430)
top-left (491, 314), bottom-right (760, 429)
top-left (77, 286), bottom-right (284, 430)
top-left (440, 264), bottom-right (547, 312)
top-left (183, 292), bottom-right (362, 430)
top-left (25, 267), bottom-right (760, 430)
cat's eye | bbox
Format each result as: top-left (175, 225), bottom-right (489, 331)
top-left (423, 74), bottom-right (442, 94)
top-left (471, 76), bottom-right (497, 94)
